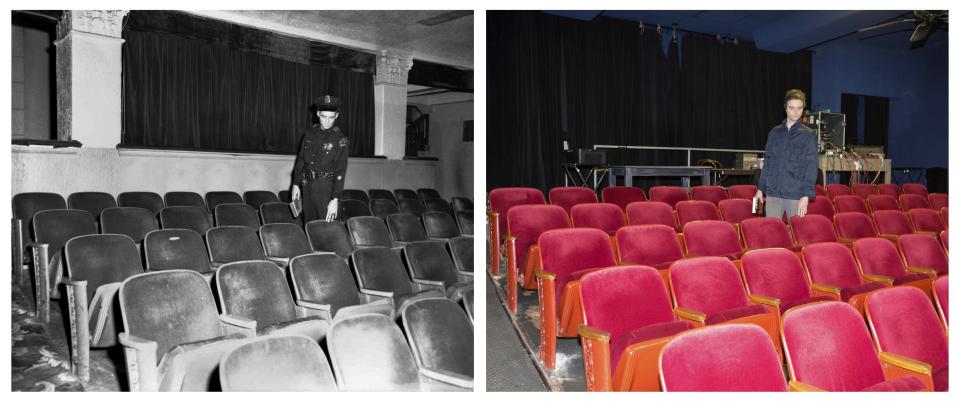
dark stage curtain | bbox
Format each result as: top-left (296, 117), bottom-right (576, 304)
top-left (122, 30), bottom-right (375, 156)
top-left (487, 11), bottom-right (812, 192)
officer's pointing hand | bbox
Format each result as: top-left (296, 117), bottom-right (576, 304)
top-left (291, 185), bottom-right (301, 201)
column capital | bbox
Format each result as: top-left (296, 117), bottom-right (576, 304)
top-left (375, 50), bottom-right (414, 85)
top-left (57, 10), bottom-right (128, 40)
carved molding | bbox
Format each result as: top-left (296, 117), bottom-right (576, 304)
top-left (58, 10), bottom-right (128, 39)
top-left (375, 51), bottom-right (413, 85)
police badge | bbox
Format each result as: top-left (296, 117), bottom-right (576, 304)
top-left (322, 142), bottom-right (334, 151)
top-left (339, 138), bottom-right (349, 147)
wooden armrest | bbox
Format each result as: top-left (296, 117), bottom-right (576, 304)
top-left (360, 289), bottom-right (395, 299)
top-left (534, 270), bottom-right (556, 281)
top-left (296, 299), bottom-right (331, 312)
top-left (119, 332), bottom-right (157, 351)
top-left (748, 294), bottom-right (781, 307)
top-left (838, 238), bottom-right (856, 245)
top-left (118, 332), bottom-right (159, 392)
top-left (862, 273), bottom-right (895, 285)
top-left (788, 380), bottom-right (825, 392)
top-left (61, 277), bottom-right (88, 287)
top-left (617, 261), bottom-right (639, 266)
top-left (412, 278), bottom-right (445, 287)
top-left (810, 283), bottom-right (841, 294)
top-left (907, 267), bottom-right (938, 276)
top-left (879, 352), bottom-right (932, 375)
top-left (265, 256), bottom-right (290, 265)
top-left (421, 368), bottom-right (473, 389)
top-left (879, 234), bottom-right (899, 242)
top-left (577, 324), bottom-right (611, 342)
top-left (674, 307), bottom-right (707, 323)
top-left (219, 314), bottom-right (257, 330)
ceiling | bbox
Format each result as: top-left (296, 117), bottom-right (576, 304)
top-left (186, 10), bottom-right (473, 69)
top-left (544, 10), bottom-right (947, 53)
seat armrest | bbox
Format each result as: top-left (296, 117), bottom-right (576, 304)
top-left (788, 380), bottom-right (825, 392)
top-left (219, 314), bottom-right (257, 337)
top-left (879, 234), bottom-right (899, 242)
top-left (674, 307), bottom-right (707, 324)
top-left (810, 283), bottom-right (841, 294)
top-left (577, 324), bottom-right (611, 342)
top-left (534, 270), bottom-right (556, 281)
top-left (412, 277), bottom-right (445, 287)
top-left (878, 351), bottom-right (934, 391)
top-left (862, 273), bottom-right (895, 285)
top-left (118, 332), bottom-right (159, 392)
top-left (907, 267), bottom-right (938, 276)
top-left (265, 256), bottom-right (290, 266)
top-left (838, 237), bottom-right (856, 245)
top-left (360, 288), bottom-right (395, 298)
top-left (420, 368), bottom-right (474, 389)
top-left (748, 294), bottom-right (781, 307)
top-left (616, 261), bottom-right (639, 266)
top-left (296, 299), bottom-right (332, 319)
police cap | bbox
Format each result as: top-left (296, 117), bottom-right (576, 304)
top-left (314, 95), bottom-right (341, 112)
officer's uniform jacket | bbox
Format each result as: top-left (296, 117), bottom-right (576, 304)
top-left (292, 124), bottom-right (350, 196)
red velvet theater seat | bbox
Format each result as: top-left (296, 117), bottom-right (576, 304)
top-left (718, 199), bottom-right (753, 225)
top-left (668, 257), bottom-right (781, 357)
top-left (834, 195), bottom-right (869, 214)
top-left (801, 242), bottom-right (888, 314)
top-left (872, 210), bottom-right (915, 239)
top-left (852, 183), bottom-right (879, 199)
top-left (690, 185), bottom-right (727, 205)
top-left (928, 193), bottom-right (948, 211)
top-left (908, 208), bottom-right (945, 234)
top-left (740, 248), bottom-right (835, 315)
top-left (865, 287), bottom-right (948, 391)
top-left (825, 184), bottom-right (852, 200)
top-left (867, 194), bottom-right (901, 212)
top-left (940, 206), bottom-right (948, 228)
top-left (648, 186), bottom-right (688, 209)
top-left (833, 212), bottom-right (880, 243)
top-left (548, 186), bottom-right (597, 214)
top-left (570, 203), bottom-right (625, 236)
top-left (681, 220), bottom-right (745, 261)
top-left (898, 233), bottom-right (949, 276)
top-left (933, 276), bottom-right (948, 328)
top-left (675, 200), bottom-right (720, 229)
top-left (535, 228), bottom-right (617, 369)
top-left (877, 183), bottom-right (902, 198)
top-left (727, 184), bottom-right (758, 200)
top-left (615, 224), bottom-right (685, 286)
top-left (625, 201), bottom-right (678, 231)
top-left (740, 217), bottom-right (801, 252)
top-left (805, 196), bottom-right (836, 220)
top-left (789, 214), bottom-right (841, 246)
top-left (902, 183), bottom-right (929, 197)
top-left (487, 187), bottom-right (545, 276)
top-left (659, 324), bottom-right (787, 392)
top-left (852, 237), bottom-right (934, 296)
top-left (781, 301), bottom-right (929, 391)
top-left (601, 186), bottom-right (646, 211)
top-left (503, 204), bottom-right (569, 313)
top-left (577, 266), bottom-right (694, 391)
top-left (899, 193), bottom-right (931, 211)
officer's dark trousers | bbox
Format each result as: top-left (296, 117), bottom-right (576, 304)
top-left (303, 178), bottom-right (334, 222)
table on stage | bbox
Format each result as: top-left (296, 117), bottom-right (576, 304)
top-left (819, 155), bottom-right (893, 184)
top-left (607, 165), bottom-right (712, 188)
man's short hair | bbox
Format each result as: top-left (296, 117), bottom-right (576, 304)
top-left (784, 89), bottom-right (806, 107)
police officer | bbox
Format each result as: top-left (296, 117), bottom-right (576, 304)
top-left (290, 95), bottom-right (350, 222)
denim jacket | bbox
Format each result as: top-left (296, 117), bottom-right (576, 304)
top-left (757, 119), bottom-right (819, 200)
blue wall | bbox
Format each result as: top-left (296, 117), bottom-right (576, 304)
top-left (810, 40), bottom-right (948, 170)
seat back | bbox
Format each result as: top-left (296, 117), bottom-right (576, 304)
top-left (682, 220), bottom-right (742, 258)
top-left (159, 206), bottom-right (213, 235)
top-left (801, 242), bottom-right (863, 289)
top-left (455, 210), bottom-right (474, 235)
top-left (401, 298), bottom-right (474, 379)
top-left (100, 207), bottom-right (158, 243)
top-left (33, 209), bottom-right (98, 255)
top-left (347, 216), bottom-right (394, 249)
top-left (865, 287), bottom-right (948, 372)
top-left (852, 238), bottom-right (908, 279)
top-left (928, 193), bottom-right (948, 211)
top-left (398, 199), bottom-right (427, 217)
top-left (119, 270), bottom-right (223, 362)
top-left (660, 324), bottom-right (786, 392)
top-left (403, 241), bottom-right (460, 287)
top-left (163, 191), bottom-right (206, 210)
top-left (417, 188), bottom-right (442, 201)
top-left (581, 265), bottom-right (675, 340)
top-left (934, 276), bottom-right (948, 325)
top-left (506, 205), bottom-right (570, 270)
top-left (941, 206), bottom-right (949, 228)
top-left (718, 198), bottom-right (753, 225)
top-left (539, 228), bottom-right (617, 310)
top-left (448, 236), bottom-right (473, 273)
top-left (833, 195), bottom-right (868, 214)
top-left (386, 213), bottom-right (428, 243)
top-left (214, 203), bottom-right (260, 231)
top-left (422, 212), bottom-right (461, 239)
top-left (548, 186), bottom-right (598, 213)
top-left (488, 187), bottom-right (547, 236)
top-left (327, 313), bottom-right (421, 391)
top-left (144, 229), bottom-right (211, 273)
top-left (305, 220), bottom-right (354, 257)
top-left (833, 212), bottom-right (878, 240)
top-left (670, 257), bottom-right (749, 314)
top-left (908, 208), bottom-right (945, 233)
top-left (866, 194), bottom-right (900, 212)
top-left (66, 234), bottom-right (144, 305)
top-left (825, 184), bottom-right (852, 200)
top-left (898, 233), bottom-right (948, 275)
top-left (600, 186), bottom-right (646, 211)
top-left (570, 203), bottom-right (625, 235)
top-left (741, 248), bottom-right (813, 303)
top-left (815, 184), bottom-right (827, 197)
top-left (851, 184), bottom-right (878, 199)
top-left (206, 226), bottom-right (267, 264)
top-left (394, 189), bottom-right (418, 201)
top-left (242, 190), bottom-right (279, 211)
top-left (370, 198), bottom-right (401, 219)
top-left (740, 217), bottom-right (794, 250)
top-left (68, 192), bottom-right (117, 220)
top-left (625, 201), bottom-right (677, 230)
top-left (451, 197), bottom-right (473, 212)
top-left (676, 200), bottom-right (721, 228)
top-left (339, 199), bottom-right (373, 221)
top-left (805, 196), bottom-right (836, 220)
top-left (289, 253), bottom-right (362, 316)
top-left (690, 185), bottom-right (727, 205)
top-left (216, 260), bottom-right (297, 327)
top-left (220, 335), bottom-right (337, 391)
top-left (876, 183), bottom-right (901, 198)
top-left (13, 192), bottom-right (67, 224)
top-left (615, 224), bottom-right (683, 267)
top-left (259, 223), bottom-right (313, 260)
top-left (872, 210), bottom-right (914, 236)
top-left (259, 202), bottom-right (302, 226)
top-left (789, 214), bottom-right (839, 245)
top-left (782, 301), bottom-right (887, 391)
top-left (423, 198), bottom-right (455, 218)
top-left (901, 183), bottom-right (929, 197)
top-left (339, 189), bottom-right (369, 204)
top-left (277, 190), bottom-right (291, 203)
top-left (899, 193), bottom-right (930, 211)
top-left (368, 189), bottom-right (398, 204)
top-left (351, 247), bottom-right (414, 298)
top-left (205, 191), bottom-right (243, 213)
top-left (727, 185), bottom-right (758, 200)
top-left (648, 186), bottom-right (688, 208)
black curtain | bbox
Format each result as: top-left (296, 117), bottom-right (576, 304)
top-left (122, 30), bottom-right (375, 156)
top-left (863, 96), bottom-right (889, 153)
top-left (487, 11), bottom-right (811, 192)
top-left (840, 93), bottom-right (860, 145)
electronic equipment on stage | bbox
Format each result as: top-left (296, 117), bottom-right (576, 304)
top-left (564, 149), bottom-right (607, 166)
top-left (802, 111), bottom-right (846, 153)
top-left (735, 153), bottom-right (760, 170)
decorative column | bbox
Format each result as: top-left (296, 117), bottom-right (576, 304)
top-left (54, 10), bottom-right (127, 147)
top-left (374, 50), bottom-right (413, 159)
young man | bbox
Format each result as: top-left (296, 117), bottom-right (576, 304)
top-left (755, 89), bottom-right (819, 219)
top-left (290, 95), bottom-right (350, 222)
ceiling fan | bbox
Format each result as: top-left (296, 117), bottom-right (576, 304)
top-left (858, 10), bottom-right (948, 49)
